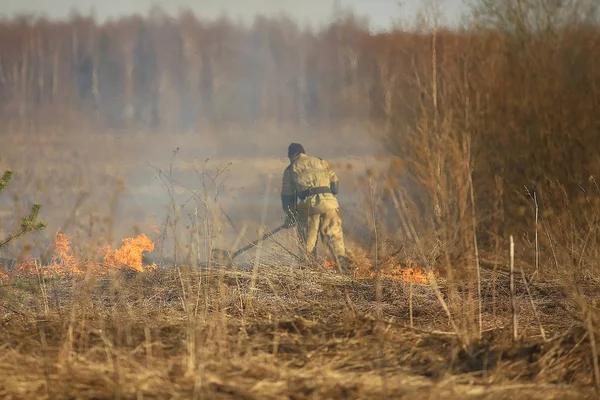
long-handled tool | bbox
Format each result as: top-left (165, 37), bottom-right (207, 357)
top-left (210, 223), bottom-right (287, 266)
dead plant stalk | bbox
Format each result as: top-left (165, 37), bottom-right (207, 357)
top-left (510, 235), bottom-right (517, 341)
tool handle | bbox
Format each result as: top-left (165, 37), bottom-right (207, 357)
top-left (232, 224), bottom-right (287, 258)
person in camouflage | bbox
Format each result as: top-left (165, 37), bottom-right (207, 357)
top-left (280, 143), bottom-right (352, 272)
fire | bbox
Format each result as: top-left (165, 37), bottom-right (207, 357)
top-left (366, 258), bottom-right (436, 284)
top-left (19, 230), bottom-right (82, 277)
top-left (369, 265), bottom-right (434, 284)
top-left (53, 231), bottom-right (75, 267)
top-left (320, 255), bottom-right (435, 284)
top-left (401, 267), bottom-right (433, 284)
top-left (0, 230), bottom-right (157, 281)
top-left (103, 233), bottom-right (154, 272)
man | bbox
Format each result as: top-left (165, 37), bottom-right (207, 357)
top-left (280, 143), bottom-right (352, 272)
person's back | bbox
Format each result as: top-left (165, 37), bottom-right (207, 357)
top-left (281, 143), bottom-right (351, 272)
top-left (286, 153), bottom-right (339, 215)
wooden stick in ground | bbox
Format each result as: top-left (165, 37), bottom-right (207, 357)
top-left (510, 235), bottom-right (517, 341)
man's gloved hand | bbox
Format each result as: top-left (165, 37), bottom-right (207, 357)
top-left (281, 195), bottom-right (297, 229)
top-left (284, 214), bottom-right (296, 229)
top-left (330, 180), bottom-right (339, 196)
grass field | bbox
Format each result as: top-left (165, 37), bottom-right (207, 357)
top-left (0, 127), bottom-right (599, 399)
top-left (0, 254), bottom-right (597, 399)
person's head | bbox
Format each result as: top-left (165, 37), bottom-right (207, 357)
top-left (287, 143), bottom-right (305, 160)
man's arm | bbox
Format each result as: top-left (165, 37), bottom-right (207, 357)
top-left (327, 161), bottom-right (339, 196)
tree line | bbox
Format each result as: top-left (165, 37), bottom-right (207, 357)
top-left (0, 6), bottom-right (513, 133)
top-left (0, 8), bottom-right (412, 131)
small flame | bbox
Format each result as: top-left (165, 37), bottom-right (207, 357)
top-left (19, 230), bottom-right (82, 277)
top-left (53, 231), bottom-right (76, 268)
top-left (19, 256), bottom-right (37, 273)
top-left (49, 231), bottom-right (83, 275)
top-left (321, 255), bottom-right (435, 284)
top-left (372, 265), bottom-right (434, 284)
top-left (367, 259), bottom-right (435, 284)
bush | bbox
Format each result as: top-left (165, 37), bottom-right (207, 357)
top-left (0, 155), bottom-right (46, 250)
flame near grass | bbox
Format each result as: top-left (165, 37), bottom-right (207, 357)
top-left (320, 255), bottom-right (435, 284)
top-left (103, 233), bottom-right (154, 272)
top-left (7, 230), bottom-right (157, 280)
top-left (369, 264), bottom-right (435, 284)
top-left (18, 230), bottom-right (83, 277)
top-left (4, 230), bottom-right (433, 284)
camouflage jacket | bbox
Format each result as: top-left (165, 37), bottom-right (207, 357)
top-left (281, 153), bottom-right (339, 215)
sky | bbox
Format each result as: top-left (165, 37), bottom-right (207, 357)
top-left (0, 0), bottom-right (468, 31)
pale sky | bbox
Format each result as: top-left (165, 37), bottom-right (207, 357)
top-left (0, 0), bottom-right (468, 30)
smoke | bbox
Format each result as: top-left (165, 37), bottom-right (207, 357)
top-left (0, 2), bottom-right (455, 260)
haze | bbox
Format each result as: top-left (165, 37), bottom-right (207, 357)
top-left (0, 0), bottom-right (466, 30)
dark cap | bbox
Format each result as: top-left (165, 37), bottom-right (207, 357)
top-left (287, 143), bottom-right (305, 158)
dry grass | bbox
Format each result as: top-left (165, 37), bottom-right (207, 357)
top-left (0, 255), bottom-right (596, 400)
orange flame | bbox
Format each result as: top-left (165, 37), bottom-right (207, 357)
top-left (19, 231), bottom-right (82, 277)
top-left (13, 231), bottom-right (156, 279)
top-left (53, 231), bottom-right (76, 268)
top-left (320, 255), bottom-right (435, 284)
top-left (18, 256), bottom-right (37, 274)
top-left (367, 258), bottom-right (436, 284)
top-left (369, 265), bottom-right (434, 284)
top-left (103, 233), bottom-right (154, 272)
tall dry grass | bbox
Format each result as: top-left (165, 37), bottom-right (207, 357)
top-left (363, 0), bottom-right (600, 391)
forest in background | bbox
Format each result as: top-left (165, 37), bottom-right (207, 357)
top-left (0, 6), bottom-right (398, 132)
